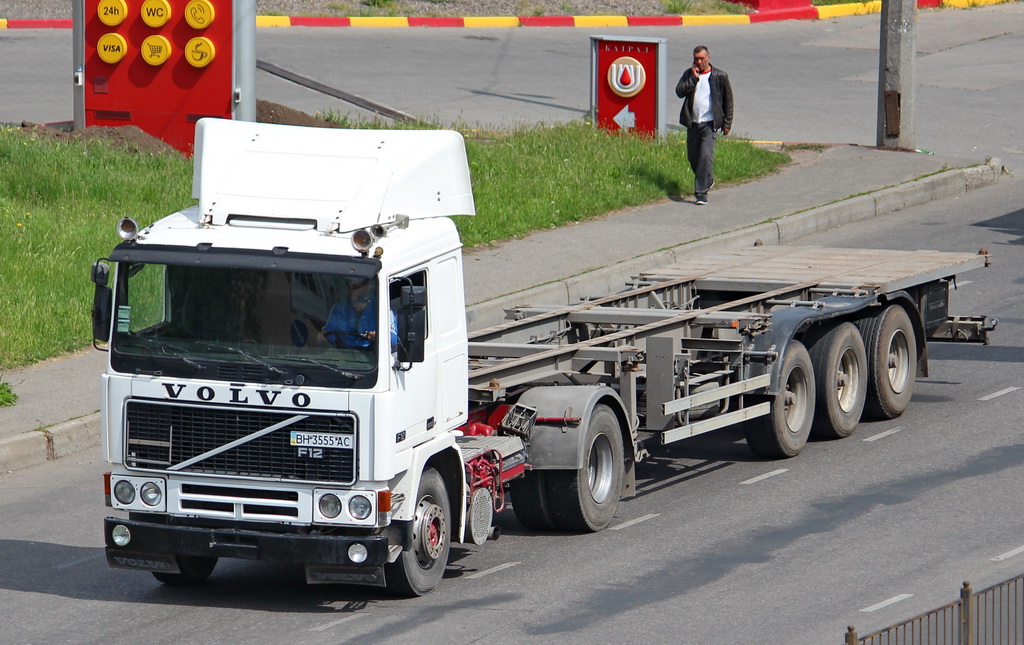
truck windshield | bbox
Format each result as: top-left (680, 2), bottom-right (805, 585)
top-left (110, 263), bottom-right (384, 388)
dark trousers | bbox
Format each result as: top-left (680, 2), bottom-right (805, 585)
top-left (686, 121), bottom-right (716, 199)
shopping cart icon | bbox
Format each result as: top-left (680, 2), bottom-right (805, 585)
top-left (147, 43), bottom-right (164, 58)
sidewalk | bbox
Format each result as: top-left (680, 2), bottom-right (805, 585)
top-left (0, 145), bottom-right (1004, 473)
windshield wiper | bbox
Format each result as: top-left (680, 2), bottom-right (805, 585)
top-left (203, 342), bottom-right (287, 377)
top-left (275, 356), bottom-right (364, 383)
top-left (122, 335), bottom-right (203, 372)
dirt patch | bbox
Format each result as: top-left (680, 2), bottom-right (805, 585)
top-left (18, 100), bottom-right (337, 156)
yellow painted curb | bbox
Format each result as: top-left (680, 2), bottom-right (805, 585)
top-left (255, 15), bottom-right (290, 27)
top-left (816, 1), bottom-right (880, 18)
top-left (350, 16), bottom-right (409, 27)
top-left (942, 0), bottom-right (1008, 7)
top-left (682, 15), bottom-right (751, 25)
top-left (574, 15), bottom-right (629, 27)
top-left (0, 18), bottom-right (7, 28)
top-left (464, 16), bottom-right (521, 27)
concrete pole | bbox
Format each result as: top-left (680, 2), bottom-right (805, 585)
top-left (876, 0), bottom-right (916, 149)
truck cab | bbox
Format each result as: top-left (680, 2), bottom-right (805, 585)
top-left (95, 119), bottom-right (477, 595)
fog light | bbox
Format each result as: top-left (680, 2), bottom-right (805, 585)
top-left (112, 524), bottom-right (131, 547)
top-left (113, 480), bottom-right (135, 505)
top-left (319, 493), bottom-right (342, 519)
top-left (140, 482), bottom-right (162, 506)
top-left (349, 495), bottom-right (372, 521)
top-left (348, 543), bottom-right (368, 564)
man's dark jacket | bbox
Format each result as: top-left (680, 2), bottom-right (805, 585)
top-left (675, 67), bottom-right (734, 132)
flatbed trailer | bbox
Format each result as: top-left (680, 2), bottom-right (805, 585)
top-left (463, 246), bottom-right (994, 530)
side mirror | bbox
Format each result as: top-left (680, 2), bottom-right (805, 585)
top-left (91, 261), bottom-right (112, 344)
top-left (396, 285), bottom-right (426, 364)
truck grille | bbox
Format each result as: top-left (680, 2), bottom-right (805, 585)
top-left (124, 400), bottom-right (356, 484)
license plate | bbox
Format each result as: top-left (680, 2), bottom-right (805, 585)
top-left (289, 431), bottom-right (353, 449)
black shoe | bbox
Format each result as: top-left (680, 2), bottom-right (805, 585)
top-left (695, 197), bottom-right (708, 205)
top-left (710, 180), bottom-right (716, 190)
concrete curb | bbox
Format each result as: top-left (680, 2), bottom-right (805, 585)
top-left (0, 412), bottom-right (100, 473)
top-left (467, 158), bottom-right (1003, 330)
top-left (0, 158), bottom-right (1002, 474)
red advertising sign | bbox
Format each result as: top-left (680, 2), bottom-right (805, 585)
top-left (591, 36), bottom-right (667, 137)
top-left (82, 0), bottom-right (234, 154)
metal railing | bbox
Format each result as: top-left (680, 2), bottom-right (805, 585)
top-left (846, 574), bottom-right (1024, 645)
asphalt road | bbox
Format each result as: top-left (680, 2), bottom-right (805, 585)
top-left (2, 177), bottom-right (1022, 644)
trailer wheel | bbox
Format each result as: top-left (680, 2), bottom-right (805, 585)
top-left (807, 322), bottom-right (867, 439)
top-left (546, 404), bottom-right (624, 532)
top-left (385, 468), bottom-right (450, 597)
top-left (859, 305), bottom-right (917, 419)
top-left (745, 341), bottom-right (815, 458)
top-left (151, 556), bottom-right (218, 585)
top-left (509, 470), bottom-right (558, 531)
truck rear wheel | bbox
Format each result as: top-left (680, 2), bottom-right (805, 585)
top-left (151, 555), bottom-right (217, 585)
top-left (509, 470), bottom-right (558, 531)
top-left (745, 341), bottom-right (815, 458)
top-left (384, 468), bottom-right (450, 597)
top-left (546, 404), bottom-right (624, 532)
top-left (807, 322), bottom-right (867, 439)
top-left (859, 305), bottom-right (916, 419)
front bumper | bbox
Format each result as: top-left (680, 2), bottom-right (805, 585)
top-left (103, 517), bottom-right (391, 570)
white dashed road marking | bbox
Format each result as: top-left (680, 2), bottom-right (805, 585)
top-left (861, 594), bottom-right (914, 613)
top-left (611, 513), bottom-right (659, 531)
top-left (739, 469), bottom-right (788, 485)
top-left (992, 545), bottom-right (1024, 562)
top-left (467, 562), bottom-right (520, 580)
top-left (978, 387), bottom-right (1020, 401)
top-left (863, 426), bottom-right (904, 442)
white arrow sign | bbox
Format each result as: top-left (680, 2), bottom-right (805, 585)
top-left (613, 105), bottom-right (636, 132)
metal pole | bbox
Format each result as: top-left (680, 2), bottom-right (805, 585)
top-left (876, 0), bottom-right (916, 149)
top-left (72, 0), bottom-right (85, 130)
top-left (960, 581), bottom-right (974, 645)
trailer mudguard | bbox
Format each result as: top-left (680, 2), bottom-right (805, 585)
top-left (516, 385), bottom-right (630, 471)
top-left (749, 296), bottom-right (871, 395)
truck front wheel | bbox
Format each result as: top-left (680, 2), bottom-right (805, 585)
top-left (745, 340), bottom-right (815, 458)
top-left (546, 404), bottom-right (624, 532)
top-left (385, 468), bottom-right (450, 596)
top-left (151, 555), bottom-right (217, 585)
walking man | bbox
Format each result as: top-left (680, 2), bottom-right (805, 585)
top-left (676, 45), bottom-right (733, 205)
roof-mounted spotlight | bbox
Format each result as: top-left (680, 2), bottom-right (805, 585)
top-left (117, 217), bottom-right (140, 242)
top-left (352, 228), bottom-right (375, 255)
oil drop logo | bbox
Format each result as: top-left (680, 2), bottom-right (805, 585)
top-left (607, 57), bottom-right (646, 98)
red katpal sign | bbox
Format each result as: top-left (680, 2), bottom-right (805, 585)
top-left (84, 0), bottom-right (233, 154)
top-left (592, 37), bottom-right (665, 137)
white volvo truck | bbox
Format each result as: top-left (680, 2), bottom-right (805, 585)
top-left (93, 119), bottom-right (995, 595)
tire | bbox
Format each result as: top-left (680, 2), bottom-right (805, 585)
top-left (384, 468), bottom-right (450, 597)
top-left (151, 555), bottom-right (218, 585)
top-left (807, 322), bottom-right (868, 439)
top-left (745, 341), bottom-right (815, 458)
top-left (859, 305), bottom-right (917, 419)
top-left (509, 470), bottom-right (558, 531)
top-left (546, 405), bottom-right (624, 532)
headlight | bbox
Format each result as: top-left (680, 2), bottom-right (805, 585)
top-left (140, 482), bottom-right (163, 506)
top-left (113, 480), bottom-right (136, 505)
top-left (319, 494), bottom-right (342, 519)
top-left (348, 495), bottom-right (372, 520)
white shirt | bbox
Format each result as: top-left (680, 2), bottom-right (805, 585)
top-left (691, 70), bottom-right (713, 124)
